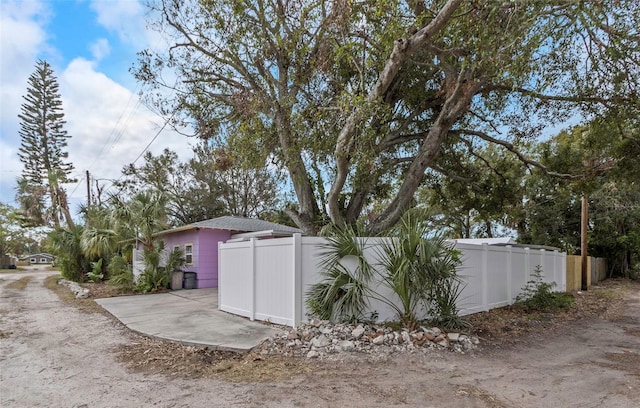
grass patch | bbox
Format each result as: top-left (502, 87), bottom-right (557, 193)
top-left (5, 276), bottom-right (32, 290)
top-left (0, 268), bottom-right (20, 274)
top-left (44, 275), bottom-right (108, 315)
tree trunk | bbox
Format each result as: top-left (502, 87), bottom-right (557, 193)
top-left (274, 110), bottom-right (320, 235)
top-left (57, 187), bottom-right (75, 230)
top-left (327, 0), bottom-right (464, 226)
top-left (369, 77), bottom-right (481, 235)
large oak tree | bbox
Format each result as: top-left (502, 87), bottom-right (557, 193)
top-left (135, 0), bottom-right (639, 234)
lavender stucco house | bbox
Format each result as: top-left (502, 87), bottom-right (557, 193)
top-left (153, 216), bottom-right (302, 288)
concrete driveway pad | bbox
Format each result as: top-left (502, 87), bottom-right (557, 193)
top-left (96, 289), bottom-right (282, 352)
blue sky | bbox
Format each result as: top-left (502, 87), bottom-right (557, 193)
top-left (0, 0), bottom-right (190, 214)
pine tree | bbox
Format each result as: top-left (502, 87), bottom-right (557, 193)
top-left (17, 60), bottom-right (75, 229)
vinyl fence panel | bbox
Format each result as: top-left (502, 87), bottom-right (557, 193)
top-left (219, 235), bottom-right (567, 327)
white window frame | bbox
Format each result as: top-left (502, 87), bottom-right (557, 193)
top-left (184, 244), bottom-right (193, 265)
top-left (40, 258), bottom-right (47, 263)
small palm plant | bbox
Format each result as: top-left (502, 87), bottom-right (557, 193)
top-left (306, 224), bottom-right (373, 322)
top-left (47, 225), bottom-right (89, 281)
top-left (306, 209), bottom-right (466, 330)
top-left (375, 208), bottom-right (460, 329)
top-left (138, 246), bottom-right (185, 293)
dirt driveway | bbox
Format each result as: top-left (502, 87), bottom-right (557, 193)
top-left (1, 268), bottom-right (639, 407)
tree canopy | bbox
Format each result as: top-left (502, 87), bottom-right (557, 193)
top-left (116, 144), bottom-right (280, 225)
top-left (17, 60), bottom-right (75, 229)
top-left (135, 0), bottom-right (640, 235)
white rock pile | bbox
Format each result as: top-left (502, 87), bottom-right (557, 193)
top-left (259, 319), bottom-right (480, 359)
top-left (58, 279), bottom-right (90, 299)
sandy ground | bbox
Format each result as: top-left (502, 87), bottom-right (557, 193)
top-left (1, 267), bottom-right (639, 407)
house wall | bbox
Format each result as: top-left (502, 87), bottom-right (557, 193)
top-left (219, 235), bottom-right (567, 327)
top-left (25, 255), bottom-right (54, 264)
top-left (161, 229), bottom-right (231, 288)
top-left (195, 229), bottom-right (232, 287)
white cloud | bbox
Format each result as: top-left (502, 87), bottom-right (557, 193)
top-left (89, 0), bottom-right (146, 47)
top-left (0, 0), bottom-right (190, 211)
top-left (90, 38), bottom-right (111, 61)
top-left (0, 139), bottom-right (22, 202)
top-left (58, 58), bottom-right (192, 206)
top-left (89, 0), bottom-right (169, 53)
top-left (0, 0), bottom-right (50, 124)
top-left (0, 0), bottom-right (52, 204)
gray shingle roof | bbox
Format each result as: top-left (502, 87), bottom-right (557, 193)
top-left (190, 216), bottom-right (302, 233)
top-left (156, 216), bottom-right (302, 236)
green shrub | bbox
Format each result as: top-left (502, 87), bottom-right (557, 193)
top-left (48, 226), bottom-right (90, 282)
top-left (430, 277), bottom-right (470, 330)
top-left (515, 265), bottom-right (574, 312)
top-left (137, 247), bottom-right (185, 293)
top-left (87, 259), bottom-right (104, 283)
top-left (107, 255), bottom-right (135, 291)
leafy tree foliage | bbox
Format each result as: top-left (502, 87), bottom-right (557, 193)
top-left (117, 144), bottom-right (280, 225)
top-left (47, 225), bottom-right (88, 281)
top-left (192, 143), bottom-right (281, 218)
top-left (117, 148), bottom-right (226, 225)
top-left (110, 191), bottom-right (169, 255)
top-left (419, 144), bottom-right (529, 239)
top-left (520, 123), bottom-right (640, 276)
top-left (590, 182), bottom-right (640, 277)
top-left (0, 202), bottom-right (38, 257)
top-left (135, 0), bottom-right (640, 234)
top-left (17, 60), bottom-right (75, 229)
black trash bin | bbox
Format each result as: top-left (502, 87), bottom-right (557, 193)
top-left (183, 272), bottom-right (197, 289)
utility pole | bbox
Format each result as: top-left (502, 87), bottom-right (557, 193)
top-left (581, 193), bottom-right (588, 291)
top-left (86, 170), bottom-right (91, 207)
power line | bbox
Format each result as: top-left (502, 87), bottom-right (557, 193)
top-left (93, 90), bottom-right (138, 161)
top-left (67, 88), bottom-right (142, 199)
top-left (101, 114), bottom-right (175, 198)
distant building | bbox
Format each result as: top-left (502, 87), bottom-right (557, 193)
top-left (21, 253), bottom-right (56, 264)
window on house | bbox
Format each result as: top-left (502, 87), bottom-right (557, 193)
top-left (30, 258), bottom-right (36, 263)
top-left (40, 258), bottom-right (47, 263)
top-left (185, 244), bottom-right (193, 265)
top-left (173, 245), bottom-right (180, 254)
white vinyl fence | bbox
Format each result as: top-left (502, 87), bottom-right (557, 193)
top-left (132, 247), bottom-right (145, 283)
top-left (218, 235), bottom-right (566, 327)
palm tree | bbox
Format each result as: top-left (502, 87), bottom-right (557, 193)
top-left (377, 208), bottom-right (463, 329)
top-left (306, 224), bottom-right (373, 322)
top-left (47, 225), bottom-right (89, 281)
top-left (306, 209), bottom-right (465, 329)
top-left (80, 205), bottom-right (117, 260)
top-left (110, 191), bottom-right (168, 255)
